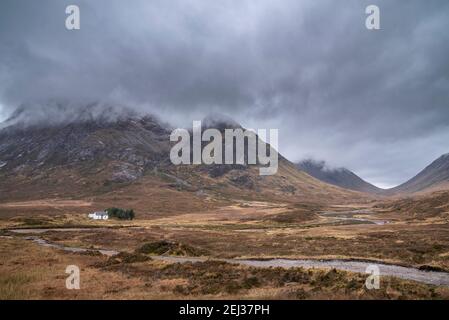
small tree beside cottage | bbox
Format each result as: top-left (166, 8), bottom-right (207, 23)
top-left (105, 207), bottom-right (135, 220)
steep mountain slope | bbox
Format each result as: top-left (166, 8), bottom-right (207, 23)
top-left (390, 153), bottom-right (449, 194)
top-left (0, 103), bottom-right (367, 210)
top-left (0, 114), bottom-right (172, 201)
top-left (296, 159), bottom-right (382, 194)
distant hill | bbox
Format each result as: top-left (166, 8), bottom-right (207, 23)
top-left (390, 153), bottom-right (449, 194)
top-left (296, 159), bottom-right (382, 194)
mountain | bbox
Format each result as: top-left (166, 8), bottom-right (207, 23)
top-left (0, 107), bottom-right (173, 201)
top-left (0, 103), bottom-right (367, 215)
top-left (296, 159), bottom-right (382, 194)
top-left (390, 153), bottom-right (449, 194)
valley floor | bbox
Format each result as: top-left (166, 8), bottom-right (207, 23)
top-left (1, 199), bottom-right (449, 299)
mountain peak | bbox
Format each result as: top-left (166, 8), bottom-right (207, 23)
top-left (297, 159), bottom-right (381, 194)
top-left (2, 101), bottom-right (142, 130)
top-left (298, 159), bottom-right (354, 175)
top-left (201, 113), bottom-right (241, 130)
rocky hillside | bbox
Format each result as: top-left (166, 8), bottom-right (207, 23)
top-left (0, 103), bottom-right (365, 205)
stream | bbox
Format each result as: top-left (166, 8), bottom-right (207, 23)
top-left (150, 256), bottom-right (449, 287)
top-left (18, 234), bottom-right (449, 287)
top-left (25, 236), bottom-right (119, 256)
top-left (319, 209), bottom-right (390, 225)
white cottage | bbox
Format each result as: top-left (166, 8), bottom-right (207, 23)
top-left (88, 211), bottom-right (109, 220)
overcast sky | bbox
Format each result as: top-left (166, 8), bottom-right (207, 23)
top-left (1, 0), bottom-right (448, 188)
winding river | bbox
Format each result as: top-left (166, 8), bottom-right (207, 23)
top-left (17, 233), bottom-right (449, 287)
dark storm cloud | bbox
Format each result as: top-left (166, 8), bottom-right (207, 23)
top-left (0, 0), bottom-right (448, 187)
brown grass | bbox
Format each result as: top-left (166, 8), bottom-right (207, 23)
top-left (2, 236), bottom-right (447, 300)
top-left (1, 189), bottom-right (449, 299)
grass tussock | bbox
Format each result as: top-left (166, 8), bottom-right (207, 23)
top-left (265, 209), bottom-right (317, 224)
top-left (102, 259), bottom-right (449, 299)
top-left (102, 252), bottom-right (152, 266)
top-left (0, 272), bottom-right (35, 299)
top-left (136, 240), bottom-right (208, 256)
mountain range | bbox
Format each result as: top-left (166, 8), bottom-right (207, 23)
top-left (296, 159), bottom-right (382, 194)
top-left (1, 103), bottom-right (449, 207)
top-left (0, 104), bottom-right (363, 210)
top-left (297, 155), bottom-right (449, 196)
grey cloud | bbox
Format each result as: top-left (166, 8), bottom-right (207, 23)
top-left (1, 0), bottom-right (449, 187)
